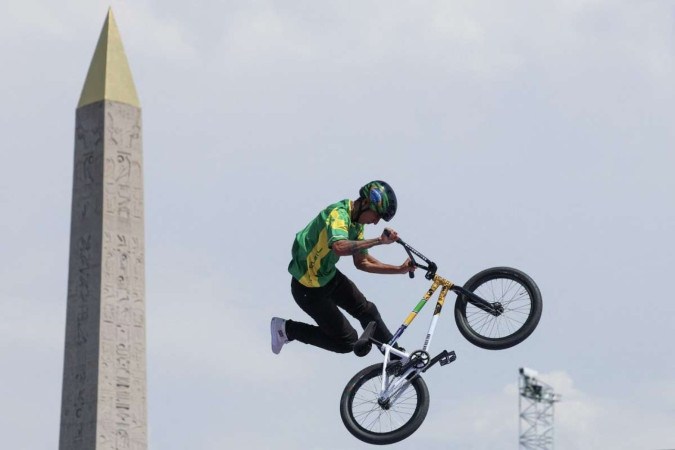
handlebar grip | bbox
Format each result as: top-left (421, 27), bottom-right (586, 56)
top-left (384, 229), bottom-right (415, 278)
top-left (383, 228), bottom-right (401, 244)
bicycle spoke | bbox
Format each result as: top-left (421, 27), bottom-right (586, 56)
top-left (350, 372), bottom-right (419, 433)
top-left (464, 276), bottom-right (533, 339)
top-left (364, 408), bottom-right (386, 431)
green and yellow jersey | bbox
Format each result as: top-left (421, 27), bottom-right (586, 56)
top-left (288, 199), bottom-right (366, 287)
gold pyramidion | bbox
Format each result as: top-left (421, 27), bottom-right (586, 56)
top-left (78, 8), bottom-right (140, 108)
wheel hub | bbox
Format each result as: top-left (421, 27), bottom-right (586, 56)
top-left (378, 398), bottom-right (391, 410)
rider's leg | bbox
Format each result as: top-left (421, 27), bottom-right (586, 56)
top-left (285, 277), bottom-right (358, 353)
top-left (330, 270), bottom-right (397, 347)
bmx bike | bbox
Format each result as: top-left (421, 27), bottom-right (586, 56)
top-left (339, 233), bottom-right (542, 445)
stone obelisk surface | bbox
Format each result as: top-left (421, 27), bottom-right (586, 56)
top-left (60, 9), bottom-right (147, 450)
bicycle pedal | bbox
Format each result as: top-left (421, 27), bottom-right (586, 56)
top-left (422, 350), bottom-right (457, 372)
top-left (439, 350), bottom-right (457, 366)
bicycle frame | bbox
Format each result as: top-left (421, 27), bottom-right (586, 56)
top-left (376, 273), bottom-right (455, 402)
top-left (380, 275), bottom-right (455, 392)
top-left (389, 273), bottom-right (454, 350)
top-left (341, 236), bottom-right (543, 445)
top-left (369, 234), bottom-right (501, 403)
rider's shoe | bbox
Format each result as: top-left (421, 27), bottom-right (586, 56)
top-left (270, 317), bottom-right (289, 354)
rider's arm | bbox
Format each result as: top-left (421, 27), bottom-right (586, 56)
top-left (331, 237), bottom-right (383, 257)
top-left (331, 227), bottom-right (398, 257)
top-left (353, 253), bottom-right (412, 275)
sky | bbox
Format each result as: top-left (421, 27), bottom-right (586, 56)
top-left (1, 0), bottom-right (674, 449)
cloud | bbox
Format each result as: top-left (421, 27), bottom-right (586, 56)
top-left (418, 370), bottom-right (675, 450)
top-left (550, 371), bottom-right (675, 450)
top-left (0, 292), bottom-right (64, 353)
top-left (199, 0), bottom-right (675, 85)
top-left (147, 263), bottom-right (314, 385)
top-left (2, 1), bottom-right (675, 449)
top-left (2, 0), bottom-right (70, 37)
top-left (0, 0), bottom-right (197, 64)
top-left (0, 293), bottom-right (64, 450)
top-left (113, 2), bottom-right (198, 62)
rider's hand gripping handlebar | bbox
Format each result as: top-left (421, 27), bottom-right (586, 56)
top-left (383, 229), bottom-right (437, 280)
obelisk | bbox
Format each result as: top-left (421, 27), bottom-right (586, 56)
top-left (59, 9), bottom-right (147, 450)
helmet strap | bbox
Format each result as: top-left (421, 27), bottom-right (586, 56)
top-left (353, 198), bottom-right (371, 223)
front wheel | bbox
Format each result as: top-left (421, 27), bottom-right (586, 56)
top-left (340, 363), bottom-right (430, 445)
top-left (454, 267), bottom-right (542, 350)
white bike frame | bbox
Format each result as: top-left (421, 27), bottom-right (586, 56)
top-left (377, 275), bottom-right (455, 403)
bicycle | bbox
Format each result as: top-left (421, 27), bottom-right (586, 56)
top-left (339, 233), bottom-right (543, 445)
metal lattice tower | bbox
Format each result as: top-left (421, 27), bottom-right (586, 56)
top-left (519, 367), bottom-right (561, 450)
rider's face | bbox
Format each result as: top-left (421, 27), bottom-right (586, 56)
top-left (358, 209), bottom-right (381, 225)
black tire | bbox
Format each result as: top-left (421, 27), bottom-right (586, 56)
top-left (454, 267), bottom-right (542, 350)
top-left (340, 363), bottom-right (430, 445)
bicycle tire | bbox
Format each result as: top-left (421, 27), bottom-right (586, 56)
top-left (454, 267), bottom-right (542, 350)
top-left (340, 363), bottom-right (429, 445)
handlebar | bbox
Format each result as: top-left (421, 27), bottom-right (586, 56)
top-left (383, 229), bottom-right (437, 280)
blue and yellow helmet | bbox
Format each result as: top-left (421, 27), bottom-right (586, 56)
top-left (359, 180), bottom-right (397, 221)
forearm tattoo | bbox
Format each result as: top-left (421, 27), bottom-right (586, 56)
top-left (346, 238), bottom-right (379, 255)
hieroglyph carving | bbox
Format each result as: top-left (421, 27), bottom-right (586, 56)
top-left (61, 101), bottom-right (147, 450)
top-left (61, 102), bottom-right (105, 449)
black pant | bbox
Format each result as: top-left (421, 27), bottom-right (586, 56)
top-left (285, 270), bottom-right (395, 354)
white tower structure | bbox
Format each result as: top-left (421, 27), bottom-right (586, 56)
top-left (519, 367), bottom-right (561, 450)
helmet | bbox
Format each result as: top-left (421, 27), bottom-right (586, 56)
top-left (359, 180), bottom-right (397, 221)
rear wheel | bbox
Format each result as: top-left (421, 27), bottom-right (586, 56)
top-left (340, 363), bottom-right (429, 445)
top-left (454, 267), bottom-right (542, 350)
